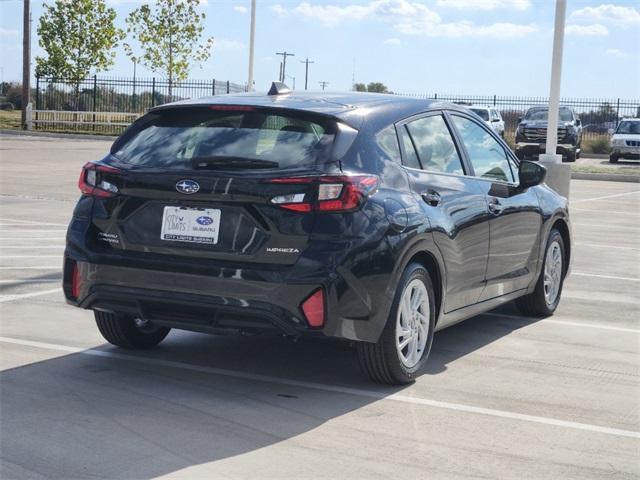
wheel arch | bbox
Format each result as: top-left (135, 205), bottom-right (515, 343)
top-left (551, 217), bottom-right (571, 276)
top-left (401, 248), bottom-right (445, 327)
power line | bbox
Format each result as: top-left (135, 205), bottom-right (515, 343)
top-left (319, 81), bottom-right (329, 91)
top-left (300, 57), bottom-right (314, 91)
top-left (275, 51), bottom-right (295, 82)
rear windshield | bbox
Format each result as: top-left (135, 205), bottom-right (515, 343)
top-left (111, 107), bottom-right (335, 170)
top-left (470, 108), bottom-right (489, 121)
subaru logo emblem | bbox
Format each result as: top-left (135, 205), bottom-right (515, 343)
top-left (176, 180), bottom-right (200, 194)
top-left (196, 216), bottom-right (214, 226)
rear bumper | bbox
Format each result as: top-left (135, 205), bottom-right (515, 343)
top-left (64, 258), bottom-right (325, 337)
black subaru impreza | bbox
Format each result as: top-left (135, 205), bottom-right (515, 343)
top-left (64, 87), bottom-right (571, 385)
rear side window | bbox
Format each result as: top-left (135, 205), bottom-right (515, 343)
top-left (398, 125), bottom-right (421, 169)
top-left (404, 115), bottom-right (464, 175)
top-left (112, 107), bottom-right (335, 170)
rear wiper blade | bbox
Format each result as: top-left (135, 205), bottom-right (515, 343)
top-left (191, 156), bottom-right (279, 169)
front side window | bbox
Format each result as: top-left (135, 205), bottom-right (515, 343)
top-left (450, 115), bottom-right (515, 183)
top-left (404, 115), bottom-right (464, 175)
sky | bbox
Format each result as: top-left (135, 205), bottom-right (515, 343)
top-left (1, 0), bottom-right (639, 98)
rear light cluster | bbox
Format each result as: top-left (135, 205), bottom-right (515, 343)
top-left (78, 162), bottom-right (121, 198)
top-left (268, 175), bottom-right (378, 213)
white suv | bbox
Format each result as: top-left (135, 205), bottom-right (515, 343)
top-left (469, 106), bottom-right (505, 137)
top-left (610, 119), bottom-right (640, 163)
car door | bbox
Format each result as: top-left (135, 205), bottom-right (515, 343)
top-left (447, 112), bottom-right (543, 300)
top-left (397, 112), bottom-right (490, 313)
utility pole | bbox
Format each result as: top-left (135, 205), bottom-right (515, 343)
top-left (21, 0), bottom-right (31, 129)
top-left (247, 0), bottom-right (256, 91)
top-left (275, 51), bottom-right (295, 82)
top-left (319, 81), bottom-right (329, 91)
top-left (300, 57), bottom-right (314, 90)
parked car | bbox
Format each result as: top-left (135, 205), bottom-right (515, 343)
top-left (469, 106), bottom-right (505, 137)
top-left (515, 106), bottom-right (582, 162)
top-left (64, 86), bottom-right (571, 385)
top-left (609, 118), bottom-right (640, 163)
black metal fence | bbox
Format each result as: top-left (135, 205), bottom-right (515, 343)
top-left (396, 93), bottom-right (640, 143)
top-left (35, 75), bottom-right (247, 114)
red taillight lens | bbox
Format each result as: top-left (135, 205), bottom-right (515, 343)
top-left (301, 288), bottom-right (325, 328)
top-left (78, 162), bottom-right (121, 198)
top-left (267, 175), bottom-right (378, 213)
top-left (71, 261), bottom-right (81, 299)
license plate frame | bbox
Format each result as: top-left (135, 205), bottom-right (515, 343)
top-left (160, 206), bottom-right (221, 245)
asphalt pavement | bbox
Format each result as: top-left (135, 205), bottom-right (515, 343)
top-left (1, 134), bottom-right (638, 479)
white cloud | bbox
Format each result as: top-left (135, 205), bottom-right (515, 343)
top-left (436, 0), bottom-right (531, 10)
top-left (565, 24), bottom-right (609, 36)
top-left (570, 4), bottom-right (640, 25)
top-left (0, 28), bottom-right (20, 38)
top-left (214, 39), bottom-right (245, 51)
top-left (271, 0), bottom-right (538, 38)
top-left (606, 48), bottom-right (628, 57)
top-left (234, 5), bottom-right (248, 14)
top-left (383, 37), bottom-right (402, 45)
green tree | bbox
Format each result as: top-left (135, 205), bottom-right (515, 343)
top-left (366, 82), bottom-right (389, 93)
top-left (354, 83), bottom-right (367, 92)
top-left (125, 0), bottom-right (214, 99)
top-left (36, 0), bottom-right (123, 81)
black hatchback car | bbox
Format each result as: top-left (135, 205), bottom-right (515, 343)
top-left (64, 87), bottom-right (571, 385)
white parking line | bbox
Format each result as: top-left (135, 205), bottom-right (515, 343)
top-left (0, 335), bottom-right (638, 439)
top-left (0, 279), bottom-right (60, 284)
top-left (0, 288), bottom-right (61, 303)
top-left (0, 255), bottom-right (62, 259)
top-left (575, 243), bottom-right (640, 251)
top-left (572, 272), bottom-right (640, 282)
top-left (484, 312), bottom-right (639, 334)
top-left (0, 230), bottom-right (67, 234)
top-left (0, 218), bottom-right (67, 226)
top-left (0, 238), bottom-right (66, 241)
top-left (0, 246), bottom-right (64, 249)
top-left (0, 266), bottom-right (61, 270)
top-left (572, 190), bottom-right (640, 204)
top-left (572, 208), bottom-right (630, 214)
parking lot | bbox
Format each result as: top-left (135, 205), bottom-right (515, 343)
top-left (0, 133), bottom-right (638, 479)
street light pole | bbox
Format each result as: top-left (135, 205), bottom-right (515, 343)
top-left (539, 0), bottom-right (571, 199)
top-left (21, 0), bottom-right (31, 129)
top-left (247, 0), bottom-right (256, 92)
top-left (543, 0), bottom-right (566, 163)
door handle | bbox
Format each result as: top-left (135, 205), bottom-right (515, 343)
top-left (421, 190), bottom-right (441, 207)
top-left (488, 197), bottom-right (503, 215)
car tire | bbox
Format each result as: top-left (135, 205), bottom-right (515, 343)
top-left (564, 151), bottom-right (576, 163)
top-left (516, 229), bottom-right (566, 317)
top-left (609, 154), bottom-right (619, 163)
top-left (95, 311), bottom-right (170, 349)
top-left (357, 263), bottom-right (435, 385)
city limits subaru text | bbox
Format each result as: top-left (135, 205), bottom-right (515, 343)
top-left (64, 85), bottom-right (571, 384)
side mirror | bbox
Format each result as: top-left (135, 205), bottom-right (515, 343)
top-left (492, 118), bottom-right (500, 122)
top-left (517, 116), bottom-right (522, 123)
top-left (608, 128), bottom-right (615, 135)
top-left (519, 160), bottom-right (546, 189)
top-left (575, 119), bottom-right (581, 126)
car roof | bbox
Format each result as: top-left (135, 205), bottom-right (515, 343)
top-left (151, 91), bottom-right (452, 128)
top-left (620, 118), bottom-right (640, 122)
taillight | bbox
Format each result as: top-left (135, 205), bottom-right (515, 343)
top-left (267, 175), bottom-right (378, 213)
top-left (301, 288), bottom-right (325, 328)
top-left (78, 162), bottom-right (121, 198)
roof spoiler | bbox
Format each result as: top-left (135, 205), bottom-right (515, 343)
top-left (268, 81), bottom-right (292, 96)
